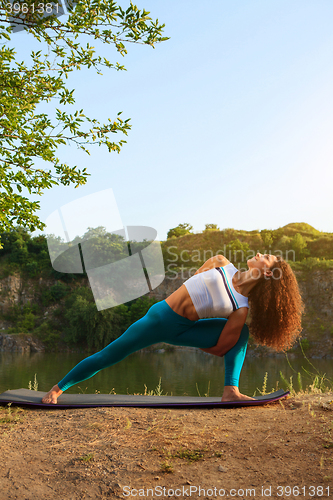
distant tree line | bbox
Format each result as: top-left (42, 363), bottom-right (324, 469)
top-left (163, 222), bottom-right (333, 267)
top-left (0, 223), bottom-right (332, 350)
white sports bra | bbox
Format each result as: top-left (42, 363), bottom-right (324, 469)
top-left (183, 263), bottom-right (249, 319)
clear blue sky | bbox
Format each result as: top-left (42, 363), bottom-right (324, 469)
top-left (15, 0), bottom-right (333, 241)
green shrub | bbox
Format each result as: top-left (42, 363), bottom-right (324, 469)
top-left (62, 287), bottom-right (126, 350)
top-left (41, 281), bottom-right (70, 306)
top-left (33, 321), bottom-right (61, 349)
top-left (17, 311), bottom-right (35, 332)
top-left (127, 296), bottom-right (157, 324)
top-left (61, 288), bottom-right (157, 350)
top-left (25, 261), bottom-right (39, 278)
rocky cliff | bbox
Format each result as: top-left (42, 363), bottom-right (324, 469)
top-left (0, 269), bottom-right (332, 356)
top-left (0, 333), bottom-right (44, 353)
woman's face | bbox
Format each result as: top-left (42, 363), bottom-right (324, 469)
top-left (247, 253), bottom-right (278, 276)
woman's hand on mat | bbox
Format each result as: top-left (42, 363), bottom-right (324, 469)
top-left (41, 385), bottom-right (63, 404)
top-left (221, 386), bottom-right (254, 402)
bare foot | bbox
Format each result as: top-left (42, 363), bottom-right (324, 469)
top-left (221, 385), bottom-right (255, 402)
top-left (41, 385), bottom-right (63, 404)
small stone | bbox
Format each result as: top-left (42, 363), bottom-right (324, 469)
top-left (154, 476), bottom-right (160, 481)
top-left (218, 466), bottom-right (228, 472)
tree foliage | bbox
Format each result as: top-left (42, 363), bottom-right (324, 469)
top-left (62, 287), bottom-right (126, 349)
top-left (291, 233), bottom-right (308, 261)
top-left (0, 226), bottom-right (58, 275)
top-left (167, 223), bottom-right (193, 239)
top-left (204, 223), bottom-right (220, 231)
top-left (162, 223), bottom-right (333, 268)
top-left (0, 0), bottom-right (168, 242)
top-left (225, 238), bottom-right (250, 263)
top-left (260, 229), bottom-right (273, 247)
top-left (62, 287), bottom-right (156, 350)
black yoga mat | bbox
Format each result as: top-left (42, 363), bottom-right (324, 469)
top-left (0, 388), bottom-right (289, 409)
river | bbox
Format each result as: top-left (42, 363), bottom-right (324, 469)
top-left (1, 350), bottom-right (332, 397)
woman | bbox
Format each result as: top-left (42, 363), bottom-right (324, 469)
top-left (42, 252), bottom-right (303, 404)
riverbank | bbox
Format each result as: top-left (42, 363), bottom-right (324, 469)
top-left (1, 331), bottom-right (333, 360)
top-left (0, 392), bottom-right (332, 499)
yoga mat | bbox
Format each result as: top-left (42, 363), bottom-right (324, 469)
top-left (0, 388), bottom-right (289, 409)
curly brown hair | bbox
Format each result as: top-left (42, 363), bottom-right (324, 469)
top-left (248, 257), bottom-right (304, 351)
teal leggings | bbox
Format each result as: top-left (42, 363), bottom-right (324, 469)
top-left (58, 300), bottom-right (249, 392)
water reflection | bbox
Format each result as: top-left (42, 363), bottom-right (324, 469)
top-left (0, 350), bottom-right (331, 397)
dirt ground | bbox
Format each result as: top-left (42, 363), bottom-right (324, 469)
top-left (0, 393), bottom-right (333, 500)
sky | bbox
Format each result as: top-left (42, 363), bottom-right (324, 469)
top-left (12, 0), bottom-right (333, 241)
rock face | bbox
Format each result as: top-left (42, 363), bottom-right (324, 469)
top-left (0, 274), bottom-right (22, 313)
top-left (0, 334), bottom-right (44, 352)
top-left (297, 270), bottom-right (333, 318)
top-left (0, 273), bottom-right (46, 316)
top-left (147, 273), bottom-right (185, 302)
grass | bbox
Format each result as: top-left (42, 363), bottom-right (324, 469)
top-left (279, 370), bottom-right (332, 395)
top-left (160, 461), bottom-right (174, 473)
top-left (0, 404), bottom-right (24, 430)
top-left (256, 371), bottom-right (268, 395)
top-left (173, 448), bottom-right (205, 462)
top-left (0, 404), bottom-right (15, 424)
top-left (78, 453), bottom-right (94, 463)
top-left (250, 353), bottom-right (333, 398)
top-left (143, 377), bottom-right (164, 396)
top-left (322, 442), bottom-right (333, 449)
top-left (28, 373), bottom-right (38, 391)
top-left (129, 377), bottom-right (167, 397)
top-left (124, 417), bottom-right (132, 430)
top-left (279, 347), bottom-right (333, 396)
top-left (195, 381), bottom-right (211, 397)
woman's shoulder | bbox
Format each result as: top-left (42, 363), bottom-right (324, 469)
top-left (218, 258), bottom-right (238, 273)
top-left (215, 255), bottom-right (231, 268)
